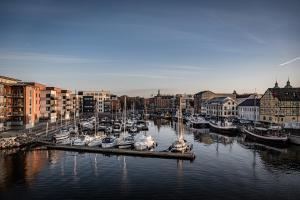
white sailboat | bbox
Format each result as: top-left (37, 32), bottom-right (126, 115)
top-left (117, 96), bottom-right (134, 149)
top-left (170, 97), bottom-right (192, 153)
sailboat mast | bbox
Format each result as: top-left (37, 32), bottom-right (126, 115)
top-left (123, 96), bottom-right (127, 138)
top-left (178, 97), bottom-right (182, 140)
top-left (95, 101), bottom-right (97, 136)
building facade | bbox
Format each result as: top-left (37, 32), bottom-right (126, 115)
top-left (238, 98), bottom-right (260, 122)
top-left (78, 90), bottom-right (110, 113)
top-left (194, 90), bottom-right (236, 115)
top-left (206, 97), bottom-right (237, 118)
top-left (41, 87), bottom-right (61, 123)
top-left (259, 80), bottom-right (300, 124)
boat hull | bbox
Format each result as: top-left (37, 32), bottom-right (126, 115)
top-left (244, 129), bottom-right (288, 147)
top-left (192, 122), bottom-right (209, 129)
top-left (288, 134), bottom-right (300, 145)
top-left (209, 123), bottom-right (238, 136)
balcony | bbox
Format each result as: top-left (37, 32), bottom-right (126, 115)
top-left (12, 94), bottom-right (24, 98)
top-left (9, 121), bottom-right (24, 126)
top-left (12, 104), bottom-right (24, 108)
top-left (12, 112), bottom-right (24, 116)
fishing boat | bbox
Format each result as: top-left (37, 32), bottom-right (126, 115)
top-left (244, 126), bottom-right (288, 146)
top-left (113, 123), bottom-right (122, 133)
top-left (284, 122), bottom-right (300, 145)
top-left (209, 119), bottom-right (238, 136)
top-left (134, 134), bottom-right (156, 150)
top-left (101, 136), bottom-right (117, 148)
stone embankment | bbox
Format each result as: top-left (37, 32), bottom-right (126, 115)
top-left (0, 135), bottom-right (35, 149)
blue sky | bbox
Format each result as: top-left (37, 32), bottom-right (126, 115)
top-left (0, 0), bottom-right (299, 96)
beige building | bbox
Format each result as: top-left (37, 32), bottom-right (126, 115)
top-left (259, 80), bottom-right (300, 124)
top-left (41, 87), bottom-right (62, 123)
top-left (61, 90), bottom-right (72, 120)
top-left (194, 90), bottom-right (236, 115)
top-left (206, 96), bottom-right (237, 118)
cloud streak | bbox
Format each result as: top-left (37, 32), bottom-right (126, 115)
top-left (279, 57), bottom-right (300, 66)
top-left (0, 52), bottom-right (110, 64)
top-left (99, 72), bottom-right (184, 80)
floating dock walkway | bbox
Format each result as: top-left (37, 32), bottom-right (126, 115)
top-left (43, 143), bottom-right (196, 160)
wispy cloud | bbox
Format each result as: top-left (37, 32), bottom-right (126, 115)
top-left (100, 72), bottom-right (184, 80)
top-left (245, 32), bottom-right (266, 45)
top-left (279, 57), bottom-right (300, 66)
top-left (173, 65), bottom-right (213, 71)
top-left (0, 52), bottom-right (110, 64)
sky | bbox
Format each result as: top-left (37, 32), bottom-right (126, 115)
top-left (0, 0), bottom-right (300, 97)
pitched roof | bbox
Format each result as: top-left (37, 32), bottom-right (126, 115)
top-left (268, 88), bottom-right (300, 101)
top-left (206, 96), bottom-right (234, 104)
top-left (238, 99), bottom-right (260, 107)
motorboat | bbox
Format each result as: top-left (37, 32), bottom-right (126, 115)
top-left (113, 123), bottom-right (122, 133)
top-left (129, 126), bottom-right (138, 133)
top-left (101, 136), bottom-right (117, 148)
top-left (53, 129), bottom-right (70, 142)
top-left (88, 135), bottom-right (105, 147)
top-left (117, 134), bottom-right (134, 149)
top-left (73, 135), bottom-right (94, 146)
top-left (134, 135), bottom-right (156, 150)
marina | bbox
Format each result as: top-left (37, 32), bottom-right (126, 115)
top-left (1, 119), bottom-right (300, 200)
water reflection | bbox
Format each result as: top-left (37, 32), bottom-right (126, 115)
top-left (0, 119), bottom-right (300, 200)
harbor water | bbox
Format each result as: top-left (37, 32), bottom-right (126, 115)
top-left (1, 119), bottom-right (300, 200)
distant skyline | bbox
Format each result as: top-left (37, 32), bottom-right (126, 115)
top-left (1, 0), bottom-right (300, 97)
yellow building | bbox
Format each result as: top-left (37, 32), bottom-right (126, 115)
top-left (259, 80), bottom-right (300, 124)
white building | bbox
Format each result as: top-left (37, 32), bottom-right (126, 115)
top-left (206, 97), bottom-right (237, 118)
top-left (78, 90), bottom-right (110, 113)
top-left (238, 99), bottom-right (260, 122)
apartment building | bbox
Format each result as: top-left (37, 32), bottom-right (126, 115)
top-left (41, 87), bottom-right (61, 123)
top-left (61, 90), bottom-right (72, 120)
top-left (78, 90), bottom-right (110, 113)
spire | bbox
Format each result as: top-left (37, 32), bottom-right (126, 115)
top-left (284, 78), bottom-right (292, 88)
top-left (157, 89), bottom-right (160, 96)
top-left (274, 80), bottom-right (279, 88)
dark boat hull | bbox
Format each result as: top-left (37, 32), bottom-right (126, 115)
top-left (209, 123), bottom-right (238, 136)
top-left (244, 129), bottom-right (288, 147)
top-left (192, 123), bottom-right (209, 129)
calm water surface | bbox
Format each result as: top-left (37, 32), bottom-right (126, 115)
top-left (1, 120), bottom-right (300, 200)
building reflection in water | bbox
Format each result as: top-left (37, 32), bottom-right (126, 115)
top-left (0, 150), bottom-right (49, 191)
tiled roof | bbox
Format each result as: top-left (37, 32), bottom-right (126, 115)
top-left (269, 88), bottom-right (300, 101)
top-left (238, 99), bottom-right (260, 107)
